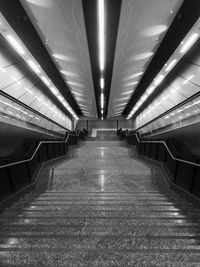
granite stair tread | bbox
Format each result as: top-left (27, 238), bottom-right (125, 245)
top-left (0, 141), bottom-right (200, 265)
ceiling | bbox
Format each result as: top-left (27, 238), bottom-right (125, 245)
top-left (5, 0), bottom-right (197, 121)
top-left (21, 0), bottom-right (96, 118)
top-left (108, 0), bottom-right (183, 118)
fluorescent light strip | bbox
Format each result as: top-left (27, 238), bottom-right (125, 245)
top-left (27, 60), bottom-right (41, 74)
top-left (41, 76), bottom-right (50, 86)
top-left (50, 87), bottom-right (58, 96)
top-left (165, 59), bottom-right (177, 72)
top-left (124, 81), bottom-right (138, 87)
top-left (100, 77), bottom-right (104, 89)
top-left (180, 33), bottom-right (199, 53)
top-left (6, 35), bottom-right (25, 55)
top-left (154, 74), bottom-right (164, 86)
top-left (98, 0), bottom-right (105, 71)
top-left (101, 93), bottom-right (104, 109)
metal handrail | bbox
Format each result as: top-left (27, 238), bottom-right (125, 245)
top-left (126, 132), bottom-right (200, 168)
top-left (0, 133), bottom-right (78, 169)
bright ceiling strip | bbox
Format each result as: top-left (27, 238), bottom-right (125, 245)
top-left (101, 93), bottom-right (104, 109)
top-left (6, 35), bottom-right (25, 55)
top-left (98, 0), bottom-right (105, 72)
top-left (98, 0), bottom-right (105, 118)
top-left (100, 77), bottom-right (104, 89)
top-left (180, 33), bottom-right (199, 54)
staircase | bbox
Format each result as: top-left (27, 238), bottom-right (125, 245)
top-left (0, 141), bottom-right (200, 266)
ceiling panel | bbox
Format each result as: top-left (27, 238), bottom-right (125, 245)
top-left (21, 0), bottom-right (97, 118)
top-left (108, 0), bottom-right (183, 118)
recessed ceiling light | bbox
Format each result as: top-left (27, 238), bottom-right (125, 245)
top-left (124, 81), bottom-right (138, 87)
top-left (154, 74), bottom-right (164, 85)
top-left (141, 25), bottom-right (167, 37)
top-left (101, 93), bottom-right (104, 109)
top-left (98, 0), bottom-right (105, 71)
top-left (131, 52), bottom-right (153, 61)
top-left (67, 81), bottom-right (84, 88)
top-left (52, 53), bottom-right (74, 62)
top-left (165, 59), bottom-right (177, 72)
top-left (146, 86), bottom-right (155, 95)
top-left (27, 60), bottom-right (41, 74)
top-left (180, 33), bottom-right (199, 54)
top-left (41, 76), bottom-right (50, 86)
top-left (50, 87), bottom-right (58, 96)
top-left (6, 35), bottom-right (25, 55)
top-left (60, 70), bottom-right (79, 77)
top-left (123, 72), bottom-right (143, 81)
top-left (100, 77), bottom-right (104, 89)
top-left (121, 90), bottom-right (133, 95)
top-left (72, 91), bottom-right (84, 96)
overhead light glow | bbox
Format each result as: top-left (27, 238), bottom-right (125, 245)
top-left (41, 76), bottom-right (50, 86)
top-left (101, 93), bottom-right (104, 109)
top-left (183, 75), bottom-right (194, 84)
top-left (101, 109), bottom-right (103, 114)
top-left (180, 33), bottom-right (199, 54)
top-left (98, 0), bottom-right (105, 71)
top-left (6, 35), bottom-right (25, 55)
top-left (124, 72), bottom-right (143, 81)
top-left (124, 81), bottom-right (138, 87)
top-left (165, 59), bottom-right (177, 72)
top-left (141, 94), bottom-right (148, 101)
top-left (121, 90), bottom-right (133, 95)
top-left (27, 60), bottom-right (41, 74)
top-left (154, 74), bottom-right (164, 85)
top-left (100, 77), bottom-right (104, 89)
top-left (141, 25), bottom-right (167, 37)
top-left (131, 52), bottom-right (153, 61)
top-left (50, 87), bottom-right (58, 96)
top-left (146, 86), bottom-right (155, 95)
top-left (58, 95), bottom-right (64, 102)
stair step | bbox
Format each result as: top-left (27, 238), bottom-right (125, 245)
top-left (22, 204), bottom-right (190, 212)
top-left (0, 236), bottom-right (199, 250)
top-left (1, 250), bottom-right (200, 266)
top-left (0, 224), bottom-right (199, 236)
top-left (1, 219), bottom-right (197, 227)
top-left (0, 210), bottom-right (190, 218)
top-left (1, 251), bottom-right (200, 266)
top-left (14, 201), bottom-right (188, 208)
top-left (42, 193), bottom-right (166, 195)
top-left (15, 208), bottom-right (186, 214)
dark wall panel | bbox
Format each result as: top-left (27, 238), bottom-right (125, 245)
top-left (145, 121), bottom-right (200, 158)
top-left (175, 162), bottom-right (196, 191)
top-left (0, 121), bottom-right (60, 160)
top-left (0, 168), bottom-right (12, 200)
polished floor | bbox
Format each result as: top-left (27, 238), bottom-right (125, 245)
top-left (0, 139), bottom-right (200, 266)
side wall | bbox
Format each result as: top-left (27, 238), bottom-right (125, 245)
top-left (0, 121), bottom-right (61, 159)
